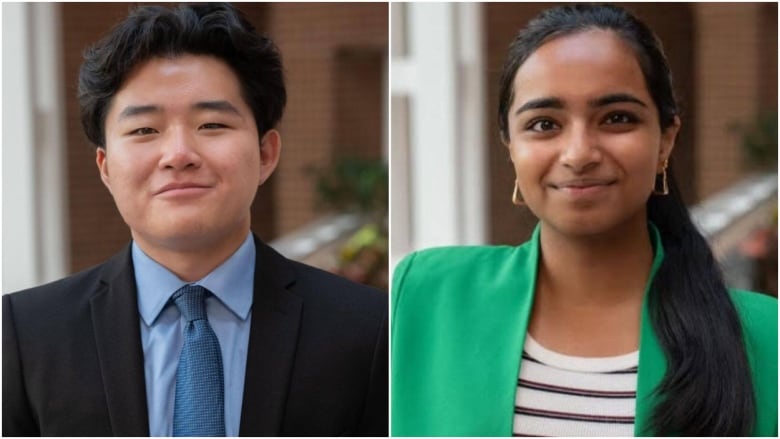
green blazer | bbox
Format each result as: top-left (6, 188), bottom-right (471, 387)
top-left (391, 224), bottom-right (777, 436)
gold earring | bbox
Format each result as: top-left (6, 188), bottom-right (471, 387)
top-left (653, 159), bottom-right (669, 195)
top-left (512, 180), bottom-right (524, 206)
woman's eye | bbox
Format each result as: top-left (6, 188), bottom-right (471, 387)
top-left (603, 112), bottom-right (637, 125)
top-left (129, 127), bottom-right (157, 136)
top-left (527, 119), bottom-right (559, 132)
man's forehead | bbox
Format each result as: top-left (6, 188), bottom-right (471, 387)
top-left (106, 55), bottom-right (250, 123)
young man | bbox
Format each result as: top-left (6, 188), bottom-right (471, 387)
top-left (3, 4), bottom-right (387, 436)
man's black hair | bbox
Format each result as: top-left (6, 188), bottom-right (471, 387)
top-left (78, 3), bottom-right (286, 147)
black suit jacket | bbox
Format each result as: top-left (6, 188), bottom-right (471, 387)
top-left (3, 236), bottom-right (388, 436)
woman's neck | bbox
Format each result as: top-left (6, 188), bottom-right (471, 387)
top-left (538, 216), bottom-right (654, 306)
top-left (529, 214), bottom-right (655, 356)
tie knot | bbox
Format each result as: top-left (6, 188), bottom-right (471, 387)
top-left (172, 285), bottom-right (210, 322)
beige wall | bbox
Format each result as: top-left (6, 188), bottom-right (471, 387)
top-left (694, 3), bottom-right (777, 198)
top-left (268, 3), bottom-right (387, 235)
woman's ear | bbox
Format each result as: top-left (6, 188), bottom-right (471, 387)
top-left (658, 116), bottom-right (681, 171)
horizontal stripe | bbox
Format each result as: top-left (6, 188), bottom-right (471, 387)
top-left (524, 336), bottom-right (639, 372)
top-left (524, 351), bottom-right (638, 373)
top-left (514, 339), bottom-right (638, 436)
top-left (515, 407), bottom-right (635, 424)
top-left (521, 352), bottom-right (542, 364)
top-left (513, 414), bottom-right (635, 437)
top-left (515, 386), bottom-right (636, 417)
top-left (519, 359), bottom-right (638, 391)
top-left (519, 378), bottom-right (636, 398)
top-left (605, 367), bottom-right (639, 374)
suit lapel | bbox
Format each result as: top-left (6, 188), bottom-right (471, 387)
top-left (239, 237), bottom-right (303, 436)
top-left (90, 247), bottom-right (150, 436)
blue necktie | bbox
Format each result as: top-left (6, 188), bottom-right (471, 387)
top-left (171, 285), bottom-right (226, 436)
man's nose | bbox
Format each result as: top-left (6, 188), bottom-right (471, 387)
top-left (159, 126), bottom-right (202, 170)
top-left (560, 123), bottom-right (602, 173)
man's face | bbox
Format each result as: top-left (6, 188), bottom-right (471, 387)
top-left (97, 54), bottom-right (280, 255)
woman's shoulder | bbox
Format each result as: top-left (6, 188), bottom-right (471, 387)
top-left (393, 243), bottom-right (533, 288)
top-left (728, 289), bottom-right (777, 434)
top-left (398, 244), bottom-right (521, 269)
top-left (391, 242), bottom-right (538, 314)
top-left (729, 290), bottom-right (778, 326)
top-left (729, 290), bottom-right (778, 342)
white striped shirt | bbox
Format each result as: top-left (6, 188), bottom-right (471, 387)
top-left (513, 335), bottom-right (638, 437)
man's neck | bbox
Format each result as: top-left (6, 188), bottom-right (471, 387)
top-left (132, 227), bottom-right (251, 282)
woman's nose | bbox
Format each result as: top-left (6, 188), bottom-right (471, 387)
top-left (560, 124), bottom-right (602, 173)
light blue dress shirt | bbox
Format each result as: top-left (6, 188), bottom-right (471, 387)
top-left (133, 233), bottom-right (255, 437)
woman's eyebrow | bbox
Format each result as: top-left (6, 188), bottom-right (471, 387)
top-left (588, 93), bottom-right (648, 108)
top-left (513, 93), bottom-right (648, 117)
top-left (514, 97), bottom-right (564, 116)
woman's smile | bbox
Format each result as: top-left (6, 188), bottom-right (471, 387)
top-left (549, 178), bottom-right (617, 201)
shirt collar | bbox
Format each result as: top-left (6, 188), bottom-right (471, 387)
top-left (133, 233), bottom-right (256, 326)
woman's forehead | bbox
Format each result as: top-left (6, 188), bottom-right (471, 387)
top-left (511, 30), bottom-right (650, 109)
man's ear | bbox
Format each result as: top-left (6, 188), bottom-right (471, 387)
top-left (658, 116), bottom-right (681, 172)
top-left (95, 147), bottom-right (113, 194)
top-left (258, 129), bottom-right (281, 185)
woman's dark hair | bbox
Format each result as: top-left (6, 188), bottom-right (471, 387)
top-left (78, 3), bottom-right (286, 147)
top-left (498, 4), bottom-right (755, 436)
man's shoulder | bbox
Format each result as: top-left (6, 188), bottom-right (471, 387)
top-left (286, 258), bottom-right (386, 319)
top-left (5, 261), bottom-right (112, 311)
top-left (2, 259), bottom-right (123, 342)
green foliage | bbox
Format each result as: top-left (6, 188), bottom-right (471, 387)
top-left (309, 155), bottom-right (389, 289)
top-left (311, 156), bottom-right (388, 216)
top-left (738, 110), bottom-right (778, 170)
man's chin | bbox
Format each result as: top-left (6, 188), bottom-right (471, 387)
top-left (132, 226), bottom-right (221, 252)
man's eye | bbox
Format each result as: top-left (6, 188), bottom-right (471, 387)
top-left (200, 123), bottom-right (227, 130)
top-left (603, 112), bottom-right (637, 124)
top-left (527, 119), bottom-right (559, 132)
top-left (129, 127), bottom-right (157, 136)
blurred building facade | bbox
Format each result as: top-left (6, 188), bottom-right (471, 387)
top-left (391, 3), bottom-right (777, 270)
top-left (3, 3), bottom-right (387, 292)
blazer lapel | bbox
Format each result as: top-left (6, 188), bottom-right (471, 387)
top-left (493, 225), bottom-right (540, 436)
top-left (239, 237), bottom-right (303, 436)
top-left (89, 247), bottom-right (150, 436)
top-left (634, 225), bottom-right (667, 437)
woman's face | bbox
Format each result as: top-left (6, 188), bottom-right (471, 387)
top-left (506, 29), bottom-right (679, 237)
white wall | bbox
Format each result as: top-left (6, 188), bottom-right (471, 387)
top-left (2, 3), bottom-right (69, 293)
top-left (390, 2), bottom-right (487, 265)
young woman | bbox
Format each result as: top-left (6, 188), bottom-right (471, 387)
top-left (391, 4), bottom-right (777, 436)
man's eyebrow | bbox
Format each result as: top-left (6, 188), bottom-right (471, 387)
top-left (118, 105), bottom-right (161, 121)
top-left (514, 97), bottom-right (564, 116)
top-left (588, 93), bottom-right (648, 108)
top-left (193, 100), bottom-right (241, 116)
